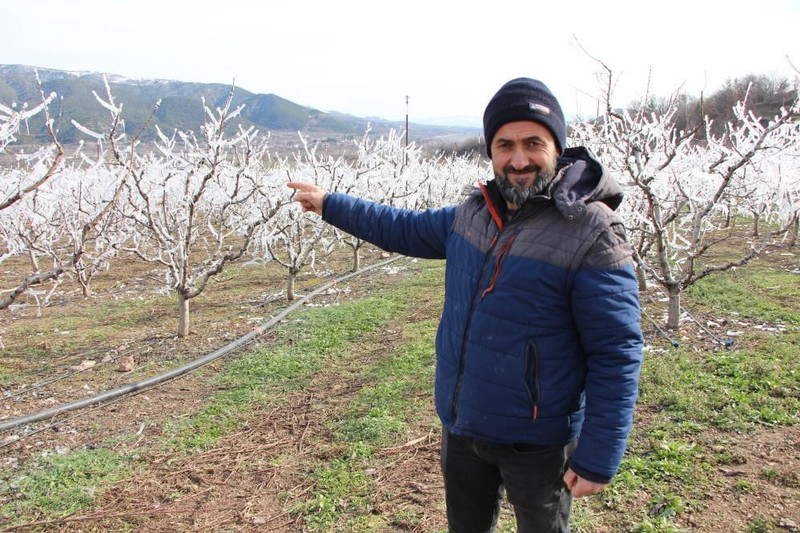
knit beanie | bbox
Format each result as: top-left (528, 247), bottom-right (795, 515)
top-left (483, 78), bottom-right (566, 157)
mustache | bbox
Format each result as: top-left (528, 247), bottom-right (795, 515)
top-left (503, 164), bottom-right (542, 175)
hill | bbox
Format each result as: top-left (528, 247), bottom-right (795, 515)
top-left (0, 64), bottom-right (480, 150)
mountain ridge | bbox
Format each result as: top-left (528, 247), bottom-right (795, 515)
top-left (0, 64), bottom-right (480, 148)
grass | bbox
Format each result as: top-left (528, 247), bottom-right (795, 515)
top-left (336, 318), bottom-right (437, 447)
top-left (0, 448), bottom-right (134, 525)
top-left (1, 258), bottom-right (441, 528)
top-left (0, 256), bottom-right (289, 386)
top-left (285, 263), bottom-right (442, 531)
top-left (686, 262), bottom-right (800, 324)
top-left (1, 246), bottom-right (798, 531)
top-left (162, 293), bottom-right (409, 455)
top-left (640, 338), bottom-right (799, 432)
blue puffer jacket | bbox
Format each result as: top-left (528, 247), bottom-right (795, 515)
top-left (322, 146), bottom-right (643, 483)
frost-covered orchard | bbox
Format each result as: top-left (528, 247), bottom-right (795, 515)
top-left (0, 76), bottom-right (478, 337)
top-left (571, 66), bottom-right (800, 329)
top-left (1, 71), bottom-right (798, 336)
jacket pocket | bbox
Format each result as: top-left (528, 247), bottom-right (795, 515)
top-left (524, 342), bottom-right (541, 420)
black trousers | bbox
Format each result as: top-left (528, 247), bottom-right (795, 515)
top-left (440, 430), bottom-right (575, 533)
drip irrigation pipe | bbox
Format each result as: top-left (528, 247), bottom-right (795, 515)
top-left (0, 255), bottom-right (406, 434)
top-left (648, 284), bottom-right (734, 349)
top-left (642, 309), bottom-right (680, 348)
top-left (680, 306), bottom-right (735, 348)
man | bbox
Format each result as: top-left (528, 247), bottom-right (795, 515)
top-left (288, 77), bottom-right (643, 533)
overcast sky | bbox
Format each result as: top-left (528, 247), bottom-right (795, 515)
top-left (2, 0), bottom-right (797, 127)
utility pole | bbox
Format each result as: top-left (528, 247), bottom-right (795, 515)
top-left (405, 95), bottom-right (409, 148)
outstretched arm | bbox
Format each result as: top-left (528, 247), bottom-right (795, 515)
top-left (288, 180), bottom-right (452, 259)
top-left (287, 181), bottom-right (326, 215)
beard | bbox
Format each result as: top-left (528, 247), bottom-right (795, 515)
top-left (495, 157), bottom-right (558, 207)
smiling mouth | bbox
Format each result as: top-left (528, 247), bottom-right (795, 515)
top-left (507, 173), bottom-right (537, 185)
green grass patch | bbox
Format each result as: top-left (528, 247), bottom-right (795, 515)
top-left (286, 262), bottom-right (443, 531)
top-left (337, 318), bottom-right (437, 447)
top-left (0, 293), bottom-right (172, 386)
top-left (610, 333), bottom-right (799, 528)
top-left (686, 267), bottom-right (800, 324)
top-left (290, 458), bottom-right (374, 531)
top-left (640, 341), bottom-right (799, 431)
top-left (163, 293), bottom-right (409, 454)
top-left (0, 448), bottom-right (134, 526)
top-left (744, 516), bottom-right (777, 533)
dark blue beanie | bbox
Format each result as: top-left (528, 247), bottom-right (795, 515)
top-left (483, 78), bottom-right (566, 157)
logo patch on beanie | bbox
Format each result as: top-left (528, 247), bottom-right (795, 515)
top-left (529, 102), bottom-right (551, 115)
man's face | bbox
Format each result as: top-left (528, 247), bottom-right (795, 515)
top-left (490, 121), bottom-right (559, 208)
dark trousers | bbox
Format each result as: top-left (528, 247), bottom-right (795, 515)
top-left (440, 430), bottom-right (575, 533)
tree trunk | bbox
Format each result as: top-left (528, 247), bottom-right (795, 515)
top-left (76, 260), bottom-right (92, 299)
top-left (78, 273), bottom-right (92, 299)
top-left (287, 271), bottom-right (297, 302)
top-left (752, 212), bottom-right (760, 237)
top-left (789, 216), bottom-right (799, 248)
top-left (177, 292), bottom-right (190, 338)
top-left (352, 246), bottom-right (361, 273)
top-left (667, 285), bottom-right (681, 330)
top-left (28, 249), bottom-right (40, 272)
top-left (636, 263), bottom-right (648, 293)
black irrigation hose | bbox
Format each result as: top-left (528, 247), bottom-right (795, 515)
top-left (681, 306), bottom-right (735, 348)
top-left (648, 284), bottom-right (734, 349)
top-left (642, 309), bottom-right (680, 348)
top-left (0, 255), bottom-right (406, 434)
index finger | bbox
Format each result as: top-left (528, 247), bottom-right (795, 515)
top-left (286, 181), bottom-right (314, 192)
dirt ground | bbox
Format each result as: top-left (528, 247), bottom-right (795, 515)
top-left (688, 425), bottom-right (799, 533)
top-left (1, 253), bottom-right (450, 532)
top-left (1, 249), bottom-right (799, 532)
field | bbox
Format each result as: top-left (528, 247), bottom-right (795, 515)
top-left (0, 232), bottom-right (798, 532)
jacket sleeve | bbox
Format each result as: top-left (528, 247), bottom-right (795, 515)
top-left (568, 221), bottom-right (644, 483)
top-left (322, 192), bottom-right (453, 259)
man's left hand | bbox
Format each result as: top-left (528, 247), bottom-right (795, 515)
top-left (563, 468), bottom-right (608, 497)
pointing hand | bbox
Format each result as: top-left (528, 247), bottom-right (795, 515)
top-left (287, 181), bottom-right (326, 216)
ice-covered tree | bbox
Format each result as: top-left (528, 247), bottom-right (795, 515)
top-left (0, 73), bottom-right (63, 215)
top-left (334, 127), bottom-right (428, 271)
top-left (118, 87), bottom-right (284, 337)
top-left (0, 73), bottom-right (125, 310)
top-left (571, 62), bottom-right (799, 329)
top-left (259, 134), bottom-right (343, 300)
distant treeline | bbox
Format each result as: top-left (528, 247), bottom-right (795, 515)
top-left (444, 73), bottom-right (798, 158)
top-left (634, 73), bottom-right (797, 140)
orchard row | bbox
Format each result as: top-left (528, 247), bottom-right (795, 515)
top-left (2, 73), bottom-right (798, 334)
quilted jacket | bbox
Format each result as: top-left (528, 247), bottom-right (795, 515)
top-left (322, 146), bottom-right (643, 483)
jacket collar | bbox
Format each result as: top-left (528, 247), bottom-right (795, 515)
top-left (479, 145), bottom-right (624, 225)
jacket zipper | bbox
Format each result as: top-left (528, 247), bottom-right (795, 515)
top-left (480, 236), bottom-right (516, 299)
top-left (450, 226), bottom-right (501, 421)
top-left (524, 343), bottom-right (541, 421)
top-left (450, 185), bottom-right (505, 422)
